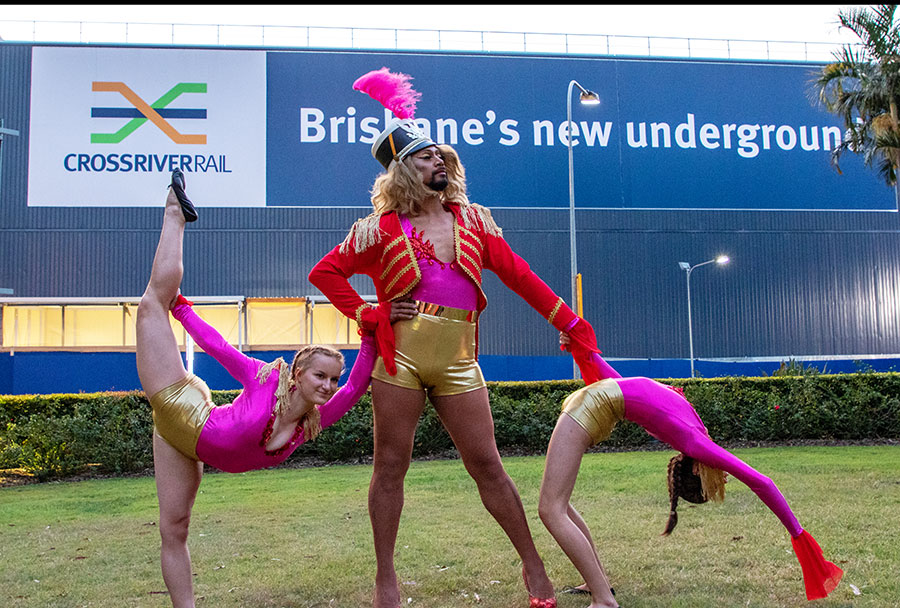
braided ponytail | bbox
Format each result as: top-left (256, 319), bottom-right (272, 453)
top-left (662, 453), bottom-right (724, 535)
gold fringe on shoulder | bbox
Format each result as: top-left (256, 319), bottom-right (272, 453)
top-left (459, 202), bottom-right (503, 237)
top-left (256, 357), bottom-right (293, 418)
top-left (696, 461), bottom-right (727, 503)
top-left (339, 213), bottom-right (384, 254)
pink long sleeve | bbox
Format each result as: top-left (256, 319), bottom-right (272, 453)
top-left (618, 377), bottom-right (803, 537)
top-left (319, 334), bottom-right (376, 429)
top-left (171, 302), bottom-right (261, 387)
top-left (589, 351), bottom-right (622, 381)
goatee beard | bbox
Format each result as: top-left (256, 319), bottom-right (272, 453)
top-left (428, 176), bottom-right (449, 191)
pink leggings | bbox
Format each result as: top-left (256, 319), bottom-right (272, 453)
top-left (617, 376), bottom-right (803, 538)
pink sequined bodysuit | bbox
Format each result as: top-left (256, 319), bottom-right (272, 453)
top-left (400, 214), bottom-right (478, 309)
top-left (171, 303), bottom-right (375, 473)
top-left (584, 352), bottom-right (803, 537)
top-left (578, 351), bottom-right (843, 599)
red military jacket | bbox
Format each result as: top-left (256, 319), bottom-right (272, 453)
top-left (309, 201), bottom-right (580, 370)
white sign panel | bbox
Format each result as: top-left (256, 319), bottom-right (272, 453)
top-left (27, 46), bottom-right (266, 207)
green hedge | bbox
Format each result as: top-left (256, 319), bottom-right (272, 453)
top-left (2, 373), bottom-right (899, 480)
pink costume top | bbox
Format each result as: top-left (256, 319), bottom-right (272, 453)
top-left (171, 302), bottom-right (376, 473)
top-left (400, 214), bottom-right (478, 310)
top-left (579, 351), bottom-right (843, 600)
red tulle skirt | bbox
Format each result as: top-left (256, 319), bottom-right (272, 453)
top-left (791, 530), bottom-right (843, 600)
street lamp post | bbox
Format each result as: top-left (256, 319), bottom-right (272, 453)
top-left (566, 80), bottom-right (599, 378)
top-left (677, 255), bottom-right (730, 378)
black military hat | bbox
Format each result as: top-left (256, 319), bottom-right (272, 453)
top-left (372, 118), bottom-right (436, 170)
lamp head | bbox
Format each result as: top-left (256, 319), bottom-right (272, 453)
top-left (678, 262), bottom-right (690, 271)
top-left (580, 90), bottom-right (600, 105)
top-left (715, 255), bottom-right (730, 265)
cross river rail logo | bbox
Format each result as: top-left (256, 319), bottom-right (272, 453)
top-left (64, 81), bottom-right (230, 174)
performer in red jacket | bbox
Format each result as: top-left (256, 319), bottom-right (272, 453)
top-left (309, 68), bottom-right (602, 608)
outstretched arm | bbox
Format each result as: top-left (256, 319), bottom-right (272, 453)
top-left (171, 298), bottom-right (261, 386)
top-left (318, 334), bottom-right (377, 429)
top-left (482, 232), bottom-right (604, 371)
top-left (559, 331), bottom-right (622, 382)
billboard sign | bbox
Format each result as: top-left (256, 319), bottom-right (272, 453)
top-left (28, 46), bottom-right (266, 207)
top-left (25, 45), bottom-right (893, 211)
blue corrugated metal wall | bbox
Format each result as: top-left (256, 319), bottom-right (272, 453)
top-left (2, 42), bottom-right (900, 371)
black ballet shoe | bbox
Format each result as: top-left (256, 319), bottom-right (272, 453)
top-left (560, 585), bottom-right (615, 596)
top-left (169, 168), bottom-right (198, 222)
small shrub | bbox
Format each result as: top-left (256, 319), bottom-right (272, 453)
top-left (11, 414), bottom-right (84, 480)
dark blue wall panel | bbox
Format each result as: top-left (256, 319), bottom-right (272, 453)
top-left (3, 42), bottom-right (900, 396)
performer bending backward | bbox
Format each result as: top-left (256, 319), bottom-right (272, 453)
top-left (136, 170), bottom-right (377, 608)
top-left (538, 333), bottom-right (844, 607)
top-left (308, 68), bottom-right (602, 608)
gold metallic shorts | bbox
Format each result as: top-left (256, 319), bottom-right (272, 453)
top-left (149, 373), bottom-right (214, 461)
top-left (561, 379), bottom-right (626, 445)
top-left (372, 302), bottom-right (486, 397)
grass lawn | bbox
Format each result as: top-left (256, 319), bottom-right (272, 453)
top-left (1, 445), bottom-right (897, 607)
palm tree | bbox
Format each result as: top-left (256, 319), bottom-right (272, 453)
top-left (811, 4), bottom-right (900, 208)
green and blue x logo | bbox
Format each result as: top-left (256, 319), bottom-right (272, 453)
top-left (91, 82), bottom-right (207, 144)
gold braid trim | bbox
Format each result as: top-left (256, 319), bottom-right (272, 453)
top-left (459, 202), bottom-right (502, 237)
top-left (256, 358), bottom-right (293, 418)
top-left (384, 234), bottom-right (405, 252)
top-left (355, 303), bottom-right (375, 328)
top-left (385, 261), bottom-right (418, 293)
top-left (458, 238), bottom-right (482, 265)
top-left (454, 221), bottom-right (482, 288)
top-left (696, 462), bottom-right (727, 503)
top-left (379, 238), bottom-right (409, 280)
top-left (387, 230), bottom-right (421, 300)
top-left (547, 298), bottom-right (564, 325)
top-left (458, 225), bottom-right (484, 250)
top-left (458, 250), bottom-right (481, 280)
top-left (339, 213), bottom-right (383, 254)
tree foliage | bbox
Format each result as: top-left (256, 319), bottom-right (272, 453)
top-left (811, 5), bottom-right (900, 187)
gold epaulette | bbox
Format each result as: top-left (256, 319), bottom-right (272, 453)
top-left (460, 202), bottom-right (503, 237)
top-left (339, 213), bottom-right (384, 254)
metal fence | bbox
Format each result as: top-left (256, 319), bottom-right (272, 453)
top-left (0, 19), bottom-right (844, 62)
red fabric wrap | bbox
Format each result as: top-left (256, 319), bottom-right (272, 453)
top-left (369, 304), bottom-right (396, 375)
top-left (173, 293), bottom-right (194, 309)
top-left (560, 318), bottom-right (602, 384)
top-left (790, 529), bottom-right (843, 600)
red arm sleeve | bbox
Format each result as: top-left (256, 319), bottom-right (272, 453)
top-left (308, 232), bottom-right (398, 375)
top-left (482, 232), bottom-right (601, 358)
top-left (308, 243), bottom-right (379, 331)
top-left (482, 232), bottom-right (578, 328)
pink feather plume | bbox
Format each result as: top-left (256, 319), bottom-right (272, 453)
top-left (352, 67), bottom-right (421, 119)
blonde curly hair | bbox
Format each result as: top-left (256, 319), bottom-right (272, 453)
top-left (370, 144), bottom-right (469, 215)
